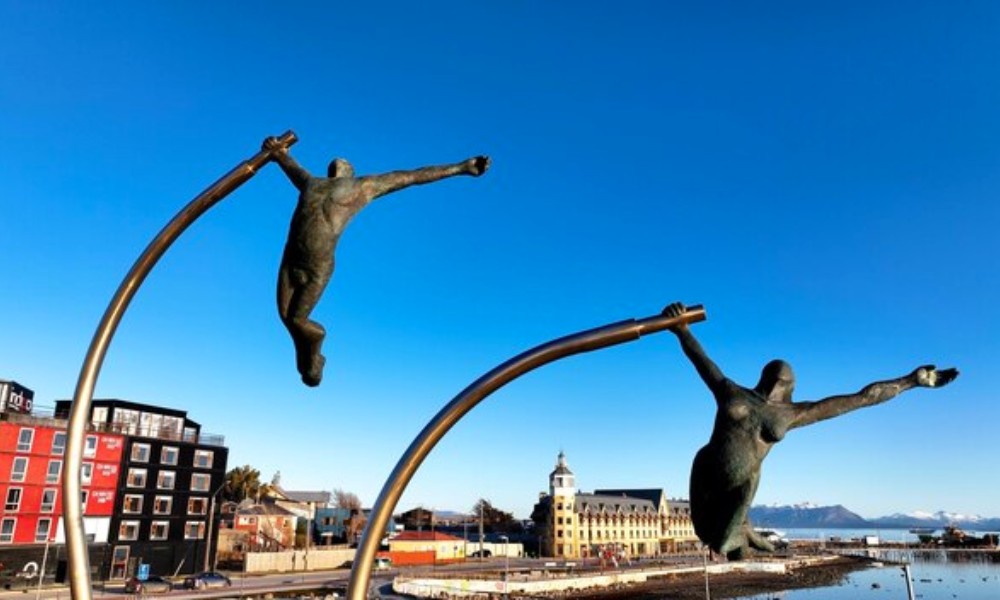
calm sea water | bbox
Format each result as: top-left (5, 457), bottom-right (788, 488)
top-left (731, 532), bottom-right (1000, 600)
top-left (775, 526), bottom-right (999, 544)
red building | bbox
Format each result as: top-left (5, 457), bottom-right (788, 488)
top-left (0, 415), bottom-right (125, 546)
top-left (0, 384), bottom-right (229, 582)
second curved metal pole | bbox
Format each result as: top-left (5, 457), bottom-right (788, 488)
top-left (346, 304), bottom-right (706, 600)
top-left (63, 131), bottom-right (297, 600)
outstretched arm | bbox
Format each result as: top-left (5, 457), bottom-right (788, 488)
top-left (263, 137), bottom-right (311, 191)
top-left (663, 302), bottom-right (730, 400)
top-left (361, 156), bottom-right (490, 201)
top-left (790, 365), bottom-right (958, 429)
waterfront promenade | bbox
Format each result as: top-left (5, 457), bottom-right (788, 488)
top-left (392, 554), bottom-right (843, 598)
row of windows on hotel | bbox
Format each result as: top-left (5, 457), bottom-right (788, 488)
top-left (4, 487), bottom-right (214, 518)
top-left (7, 459), bottom-right (214, 491)
top-left (11, 428), bottom-right (216, 468)
top-left (555, 529), bottom-right (660, 540)
top-left (0, 517), bottom-right (207, 544)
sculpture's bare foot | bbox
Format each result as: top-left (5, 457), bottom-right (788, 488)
top-left (301, 353), bottom-right (326, 387)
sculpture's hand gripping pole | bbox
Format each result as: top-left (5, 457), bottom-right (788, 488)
top-left (63, 131), bottom-right (297, 600)
top-left (347, 303), bottom-right (705, 600)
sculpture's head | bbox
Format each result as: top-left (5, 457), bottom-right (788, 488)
top-left (327, 158), bottom-right (355, 178)
top-left (755, 359), bottom-right (795, 403)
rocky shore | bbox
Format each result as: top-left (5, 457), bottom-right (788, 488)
top-left (392, 554), bottom-right (874, 599)
top-left (576, 555), bottom-right (871, 599)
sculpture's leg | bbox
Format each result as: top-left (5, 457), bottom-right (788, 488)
top-left (290, 318), bottom-right (326, 386)
top-left (278, 265), bottom-right (329, 386)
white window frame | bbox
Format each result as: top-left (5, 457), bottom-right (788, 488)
top-left (81, 462), bottom-right (93, 485)
top-left (51, 432), bottom-right (67, 455)
top-left (35, 518), bottom-right (51, 543)
top-left (130, 443), bottom-right (151, 463)
top-left (90, 406), bottom-right (107, 427)
top-left (16, 428), bottom-right (34, 452)
top-left (183, 521), bottom-right (205, 540)
top-left (153, 496), bottom-right (172, 515)
top-left (150, 521), bottom-right (169, 541)
top-left (118, 520), bottom-right (140, 541)
top-left (187, 497), bottom-right (208, 516)
top-left (160, 446), bottom-right (179, 466)
top-left (123, 494), bottom-right (143, 514)
top-left (193, 449), bottom-right (214, 469)
top-left (46, 459), bottom-right (62, 484)
top-left (80, 490), bottom-right (89, 512)
top-left (5, 488), bottom-right (22, 511)
top-left (83, 435), bottom-right (97, 458)
top-left (190, 473), bottom-right (211, 492)
top-left (127, 468), bottom-right (147, 488)
top-left (0, 518), bottom-right (14, 543)
top-left (41, 489), bottom-right (57, 513)
top-left (157, 470), bottom-right (176, 490)
top-left (10, 457), bottom-right (28, 482)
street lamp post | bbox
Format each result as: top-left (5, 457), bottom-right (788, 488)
top-left (500, 534), bottom-right (509, 599)
top-left (203, 481), bottom-right (227, 572)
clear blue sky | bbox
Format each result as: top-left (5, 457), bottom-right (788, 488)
top-left (2, 2), bottom-right (997, 520)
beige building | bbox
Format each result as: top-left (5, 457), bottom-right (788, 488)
top-left (388, 531), bottom-right (466, 561)
top-left (534, 452), bottom-right (698, 559)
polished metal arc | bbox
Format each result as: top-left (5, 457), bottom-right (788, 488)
top-left (346, 305), bottom-right (706, 600)
top-left (63, 131), bottom-right (297, 600)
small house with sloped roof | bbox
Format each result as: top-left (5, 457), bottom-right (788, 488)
top-left (388, 530), bottom-right (466, 562)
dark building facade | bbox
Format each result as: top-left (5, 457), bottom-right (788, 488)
top-left (54, 399), bottom-right (228, 579)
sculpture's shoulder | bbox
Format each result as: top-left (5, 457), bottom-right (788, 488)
top-left (721, 384), bottom-right (771, 422)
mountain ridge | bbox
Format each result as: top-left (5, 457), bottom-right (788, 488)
top-left (749, 504), bottom-right (1000, 530)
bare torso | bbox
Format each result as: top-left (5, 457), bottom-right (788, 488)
top-left (691, 383), bottom-right (793, 556)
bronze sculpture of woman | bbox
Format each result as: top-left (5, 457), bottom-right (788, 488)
top-left (662, 302), bottom-right (958, 560)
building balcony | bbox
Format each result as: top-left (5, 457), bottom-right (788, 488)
top-left (1, 407), bottom-right (226, 447)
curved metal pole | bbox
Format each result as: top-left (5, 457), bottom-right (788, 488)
top-left (63, 131), bottom-right (297, 600)
top-left (346, 304), bottom-right (706, 600)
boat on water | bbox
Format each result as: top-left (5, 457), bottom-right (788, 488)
top-left (919, 525), bottom-right (999, 547)
top-left (754, 528), bottom-right (789, 547)
top-left (909, 527), bottom-right (936, 534)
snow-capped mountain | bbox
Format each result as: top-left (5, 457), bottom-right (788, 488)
top-left (750, 505), bottom-right (1000, 530)
top-left (872, 510), bottom-right (1000, 530)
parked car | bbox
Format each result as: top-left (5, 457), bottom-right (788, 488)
top-left (470, 549), bottom-right (492, 557)
top-left (183, 571), bottom-right (232, 590)
top-left (125, 575), bottom-right (173, 594)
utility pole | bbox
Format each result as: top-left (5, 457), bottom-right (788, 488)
top-left (479, 502), bottom-right (485, 562)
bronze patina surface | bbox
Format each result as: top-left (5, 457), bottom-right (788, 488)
top-left (263, 137), bottom-right (490, 386)
top-left (662, 302), bottom-right (958, 560)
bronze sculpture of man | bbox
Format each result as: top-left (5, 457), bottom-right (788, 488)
top-left (263, 137), bottom-right (490, 386)
top-left (661, 302), bottom-right (958, 560)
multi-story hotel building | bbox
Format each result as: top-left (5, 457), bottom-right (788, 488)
top-left (53, 399), bottom-right (229, 580)
top-left (532, 452), bottom-right (698, 559)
